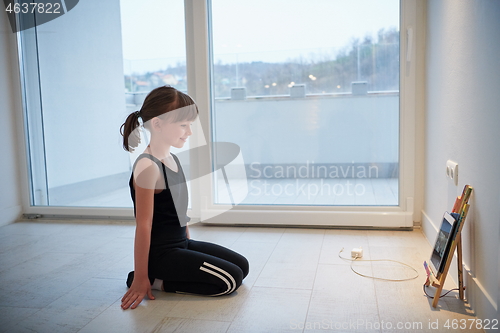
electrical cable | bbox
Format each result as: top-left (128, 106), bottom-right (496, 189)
top-left (337, 248), bottom-right (465, 296)
top-left (338, 248), bottom-right (419, 282)
top-left (422, 283), bottom-right (465, 299)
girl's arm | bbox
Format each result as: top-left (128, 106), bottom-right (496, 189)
top-left (186, 224), bottom-right (190, 239)
top-left (121, 161), bottom-right (158, 310)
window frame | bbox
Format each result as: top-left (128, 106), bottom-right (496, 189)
top-left (18, 0), bottom-right (419, 228)
top-left (187, 0), bottom-right (418, 228)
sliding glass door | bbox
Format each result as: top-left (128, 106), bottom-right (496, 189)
top-left (18, 0), bottom-right (418, 227)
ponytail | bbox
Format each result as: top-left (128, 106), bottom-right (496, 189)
top-left (120, 85), bottom-right (199, 152)
top-left (120, 111), bottom-right (141, 152)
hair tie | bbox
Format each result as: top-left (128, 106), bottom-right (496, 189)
top-left (134, 111), bottom-right (141, 118)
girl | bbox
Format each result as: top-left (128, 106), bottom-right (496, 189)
top-left (120, 86), bottom-right (249, 310)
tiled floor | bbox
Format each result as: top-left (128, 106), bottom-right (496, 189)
top-left (0, 221), bottom-right (481, 333)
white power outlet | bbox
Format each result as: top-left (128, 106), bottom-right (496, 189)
top-left (446, 160), bottom-right (458, 186)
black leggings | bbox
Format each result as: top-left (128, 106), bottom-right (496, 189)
top-left (131, 239), bottom-right (249, 296)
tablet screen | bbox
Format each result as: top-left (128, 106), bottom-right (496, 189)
top-left (430, 212), bottom-right (457, 276)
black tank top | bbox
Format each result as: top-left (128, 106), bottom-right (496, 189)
top-left (129, 153), bottom-right (190, 247)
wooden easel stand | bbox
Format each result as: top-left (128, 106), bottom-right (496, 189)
top-left (425, 232), bottom-right (465, 308)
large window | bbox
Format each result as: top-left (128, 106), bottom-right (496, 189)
top-left (18, 0), bottom-right (418, 227)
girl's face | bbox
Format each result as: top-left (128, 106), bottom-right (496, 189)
top-left (159, 119), bottom-right (193, 148)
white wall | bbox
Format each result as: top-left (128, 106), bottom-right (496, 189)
top-left (0, 10), bottom-right (23, 226)
top-left (423, 0), bottom-right (500, 320)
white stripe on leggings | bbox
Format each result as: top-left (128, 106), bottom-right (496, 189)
top-left (199, 261), bottom-right (236, 296)
top-left (203, 262), bottom-right (237, 293)
top-left (199, 266), bottom-right (231, 296)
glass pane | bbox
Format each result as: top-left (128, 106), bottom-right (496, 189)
top-left (210, 0), bottom-right (400, 206)
top-left (121, 0), bottom-right (191, 208)
top-left (22, 0), bottom-right (187, 207)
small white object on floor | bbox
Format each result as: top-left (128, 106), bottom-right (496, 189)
top-left (152, 278), bottom-right (163, 291)
top-left (351, 247), bottom-right (363, 259)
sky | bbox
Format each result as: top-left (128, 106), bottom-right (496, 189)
top-left (120, 0), bottom-right (399, 74)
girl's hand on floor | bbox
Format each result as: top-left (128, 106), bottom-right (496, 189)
top-left (121, 278), bottom-right (155, 310)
